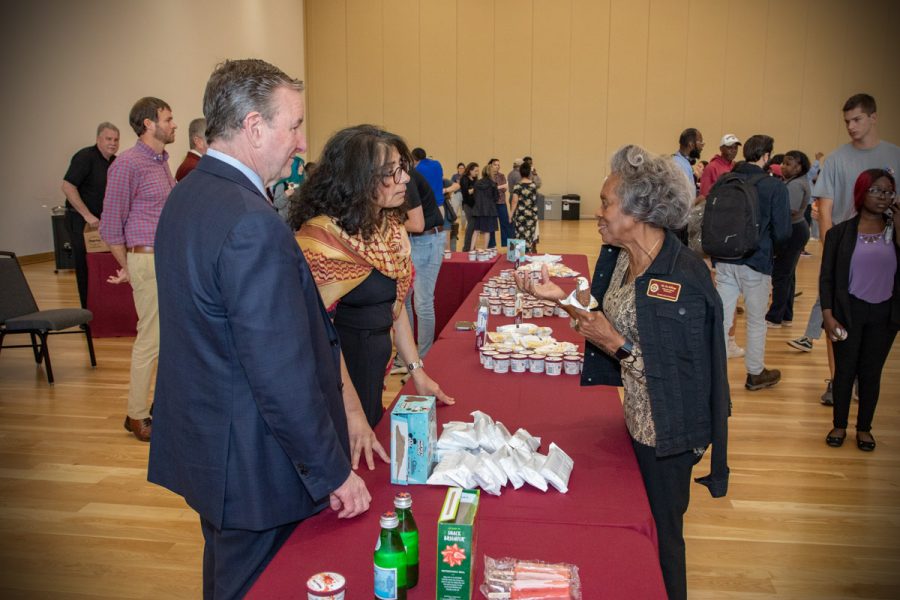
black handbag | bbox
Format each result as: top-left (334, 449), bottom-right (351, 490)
top-left (442, 197), bottom-right (458, 223)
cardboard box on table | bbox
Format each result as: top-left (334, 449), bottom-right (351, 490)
top-left (437, 487), bottom-right (480, 600)
top-left (390, 395), bottom-right (437, 485)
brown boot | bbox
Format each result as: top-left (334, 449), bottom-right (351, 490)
top-left (123, 416), bottom-right (152, 442)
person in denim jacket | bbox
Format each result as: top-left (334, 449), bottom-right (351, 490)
top-left (518, 144), bottom-right (730, 600)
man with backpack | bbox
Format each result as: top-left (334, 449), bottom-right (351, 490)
top-left (703, 134), bottom-right (791, 390)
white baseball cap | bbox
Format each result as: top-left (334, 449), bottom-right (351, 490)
top-left (720, 134), bottom-right (741, 147)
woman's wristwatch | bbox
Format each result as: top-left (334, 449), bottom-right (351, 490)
top-left (614, 339), bottom-right (635, 361)
top-left (407, 359), bottom-right (425, 373)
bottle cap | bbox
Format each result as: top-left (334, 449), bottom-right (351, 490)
top-left (393, 492), bottom-right (412, 509)
top-left (380, 511), bottom-right (399, 528)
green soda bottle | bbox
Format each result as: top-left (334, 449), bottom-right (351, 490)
top-left (393, 492), bottom-right (419, 588)
top-left (374, 511), bottom-right (407, 600)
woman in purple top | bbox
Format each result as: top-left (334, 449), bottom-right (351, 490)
top-left (821, 169), bottom-right (899, 451)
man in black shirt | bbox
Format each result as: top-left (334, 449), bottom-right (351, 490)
top-left (61, 122), bottom-right (119, 307)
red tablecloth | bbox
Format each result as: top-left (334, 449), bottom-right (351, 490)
top-left (86, 252), bottom-right (137, 337)
top-left (250, 253), bottom-right (665, 599)
top-left (431, 252), bottom-right (498, 338)
top-left (438, 253), bottom-right (590, 343)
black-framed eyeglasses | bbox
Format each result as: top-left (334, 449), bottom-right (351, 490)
top-left (867, 187), bottom-right (897, 200)
top-left (383, 159), bottom-right (409, 184)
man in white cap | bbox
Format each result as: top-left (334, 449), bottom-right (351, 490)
top-left (699, 134), bottom-right (742, 198)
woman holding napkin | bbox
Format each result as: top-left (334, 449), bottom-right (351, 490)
top-left (291, 125), bottom-right (454, 466)
top-left (517, 144), bottom-right (730, 600)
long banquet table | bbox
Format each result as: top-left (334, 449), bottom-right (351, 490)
top-left (249, 253), bottom-right (665, 599)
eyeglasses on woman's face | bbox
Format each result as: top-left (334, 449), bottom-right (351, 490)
top-left (383, 159), bottom-right (410, 184)
top-left (867, 187), bottom-right (896, 200)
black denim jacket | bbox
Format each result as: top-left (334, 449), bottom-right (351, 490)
top-left (580, 231), bottom-right (731, 497)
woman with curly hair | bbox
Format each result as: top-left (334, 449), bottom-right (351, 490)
top-left (290, 125), bottom-right (454, 466)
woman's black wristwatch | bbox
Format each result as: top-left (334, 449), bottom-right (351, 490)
top-left (614, 339), bottom-right (635, 361)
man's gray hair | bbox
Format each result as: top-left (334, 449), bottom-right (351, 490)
top-left (187, 118), bottom-right (207, 149)
top-left (609, 144), bottom-right (691, 230)
top-left (96, 122), bottom-right (119, 136)
top-left (203, 59), bottom-right (304, 143)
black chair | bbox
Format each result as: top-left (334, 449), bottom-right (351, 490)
top-left (0, 251), bottom-right (96, 384)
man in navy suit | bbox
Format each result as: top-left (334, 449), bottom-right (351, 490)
top-left (149, 59), bottom-right (371, 599)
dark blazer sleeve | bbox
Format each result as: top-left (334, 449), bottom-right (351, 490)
top-left (218, 211), bottom-right (350, 501)
top-left (818, 222), bottom-right (842, 313)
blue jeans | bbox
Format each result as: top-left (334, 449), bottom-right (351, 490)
top-left (803, 296), bottom-right (823, 340)
top-left (488, 203), bottom-right (513, 248)
top-left (716, 263), bottom-right (772, 375)
top-left (405, 230), bottom-right (445, 357)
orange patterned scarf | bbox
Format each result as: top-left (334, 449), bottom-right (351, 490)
top-left (296, 214), bottom-right (412, 319)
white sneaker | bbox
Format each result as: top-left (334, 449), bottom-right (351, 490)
top-left (726, 337), bottom-right (745, 359)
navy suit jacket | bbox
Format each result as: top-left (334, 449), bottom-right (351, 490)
top-left (149, 155), bottom-right (351, 531)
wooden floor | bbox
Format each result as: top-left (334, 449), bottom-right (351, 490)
top-left (1, 219), bottom-right (898, 599)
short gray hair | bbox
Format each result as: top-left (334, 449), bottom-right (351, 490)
top-left (187, 118), bottom-right (207, 149)
top-left (203, 59), bottom-right (304, 143)
top-left (609, 144), bottom-right (691, 230)
top-left (96, 122), bottom-right (119, 136)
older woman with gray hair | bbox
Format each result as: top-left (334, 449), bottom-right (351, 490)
top-left (518, 144), bottom-right (730, 600)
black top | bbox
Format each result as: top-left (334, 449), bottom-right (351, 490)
top-left (333, 269), bottom-right (397, 331)
top-left (63, 144), bottom-right (115, 216)
top-left (407, 167), bottom-right (443, 230)
top-left (460, 175), bottom-right (477, 208)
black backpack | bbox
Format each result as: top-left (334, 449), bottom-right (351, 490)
top-left (701, 172), bottom-right (766, 259)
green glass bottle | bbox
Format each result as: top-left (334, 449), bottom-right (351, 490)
top-left (374, 511), bottom-right (407, 600)
top-left (394, 492), bottom-right (419, 588)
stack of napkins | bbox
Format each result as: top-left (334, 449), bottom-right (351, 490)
top-left (426, 411), bottom-right (574, 496)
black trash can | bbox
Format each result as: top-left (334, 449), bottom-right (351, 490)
top-left (52, 213), bottom-right (75, 271)
top-left (561, 194), bottom-right (580, 220)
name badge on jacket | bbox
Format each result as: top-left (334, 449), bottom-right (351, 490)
top-left (647, 278), bottom-right (681, 302)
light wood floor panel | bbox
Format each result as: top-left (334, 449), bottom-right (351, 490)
top-left (1, 219), bottom-right (898, 598)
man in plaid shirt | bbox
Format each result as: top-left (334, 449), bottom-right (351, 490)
top-left (100, 96), bottom-right (177, 442)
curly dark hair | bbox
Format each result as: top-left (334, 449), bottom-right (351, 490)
top-left (289, 124), bottom-right (412, 239)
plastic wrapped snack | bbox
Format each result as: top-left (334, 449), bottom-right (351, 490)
top-left (520, 453), bottom-right (549, 492)
top-left (471, 452), bottom-right (504, 496)
top-left (494, 446), bottom-right (525, 489)
top-left (438, 421), bottom-right (480, 451)
top-left (480, 555), bottom-right (582, 599)
top-left (540, 443), bottom-right (574, 493)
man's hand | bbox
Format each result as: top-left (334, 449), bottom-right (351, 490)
top-left (85, 214), bottom-right (100, 227)
top-left (107, 267), bottom-right (130, 284)
top-left (346, 409), bottom-right (389, 471)
top-left (411, 370), bottom-right (455, 406)
top-left (329, 471), bottom-right (371, 518)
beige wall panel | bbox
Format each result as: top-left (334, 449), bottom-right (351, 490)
top-left (606, 0), bottom-right (650, 160)
top-left (493, 0), bottom-right (534, 171)
top-left (531, 0), bottom-right (572, 197)
top-left (306, 0), bottom-right (348, 158)
top-left (383, 0), bottom-right (421, 141)
top-left (420, 2), bottom-right (459, 170)
top-left (842, 0), bottom-right (899, 144)
top-left (721, 4), bottom-right (767, 138)
top-left (797, 0), bottom-right (849, 157)
top-left (346, 0), bottom-right (385, 126)
top-left (456, 0), bottom-right (496, 167)
top-left (644, 0), bottom-right (690, 156)
top-left (760, 0), bottom-right (808, 153)
top-left (684, 0), bottom-right (728, 145)
top-left (566, 0), bottom-right (612, 216)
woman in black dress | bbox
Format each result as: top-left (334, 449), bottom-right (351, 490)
top-left (292, 125), bottom-right (454, 467)
top-left (472, 163), bottom-right (499, 249)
